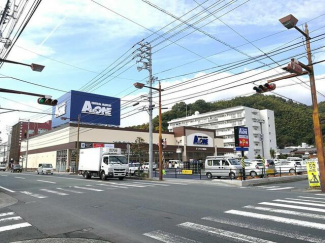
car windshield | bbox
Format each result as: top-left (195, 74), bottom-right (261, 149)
top-left (229, 159), bottom-right (240, 165)
top-left (257, 163), bottom-right (264, 166)
top-left (295, 162), bottom-right (301, 165)
top-left (43, 164), bottom-right (52, 168)
top-left (109, 156), bottom-right (127, 164)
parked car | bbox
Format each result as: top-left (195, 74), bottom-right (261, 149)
top-left (244, 161), bottom-right (264, 178)
top-left (204, 156), bottom-right (242, 179)
top-left (251, 159), bottom-right (277, 175)
top-left (11, 164), bottom-right (22, 173)
top-left (275, 160), bottom-right (305, 174)
top-left (37, 163), bottom-right (54, 175)
top-left (0, 162), bottom-right (6, 171)
top-left (143, 162), bottom-right (157, 171)
top-left (128, 162), bottom-right (143, 176)
top-left (168, 160), bottom-right (181, 168)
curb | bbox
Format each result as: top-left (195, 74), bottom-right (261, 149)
top-left (0, 192), bottom-right (18, 209)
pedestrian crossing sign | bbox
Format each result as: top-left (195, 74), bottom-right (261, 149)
top-left (307, 161), bottom-right (320, 187)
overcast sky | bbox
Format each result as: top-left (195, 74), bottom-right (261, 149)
top-left (0, 0), bottom-right (325, 142)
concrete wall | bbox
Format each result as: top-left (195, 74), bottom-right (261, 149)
top-left (26, 151), bottom-right (56, 170)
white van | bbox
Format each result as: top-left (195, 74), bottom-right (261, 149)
top-left (168, 160), bottom-right (181, 168)
top-left (37, 163), bottom-right (54, 175)
top-left (204, 156), bottom-right (242, 179)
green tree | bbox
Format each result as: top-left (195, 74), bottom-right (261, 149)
top-left (130, 137), bottom-right (147, 162)
top-left (269, 148), bottom-right (275, 159)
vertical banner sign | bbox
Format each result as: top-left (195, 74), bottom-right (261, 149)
top-left (307, 161), bottom-right (320, 187)
top-left (234, 126), bottom-right (249, 147)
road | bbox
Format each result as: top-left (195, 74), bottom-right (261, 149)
top-left (0, 171), bottom-right (324, 243)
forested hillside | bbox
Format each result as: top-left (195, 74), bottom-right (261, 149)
top-left (131, 94), bottom-right (325, 148)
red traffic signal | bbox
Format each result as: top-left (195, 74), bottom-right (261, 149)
top-left (37, 97), bottom-right (58, 106)
top-left (253, 83), bottom-right (276, 93)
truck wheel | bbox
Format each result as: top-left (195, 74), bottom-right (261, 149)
top-left (206, 173), bottom-right (212, 179)
top-left (101, 171), bottom-right (106, 180)
top-left (119, 177), bottom-right (124, 180)
top-left (85, 172), bottom-right (91, 179)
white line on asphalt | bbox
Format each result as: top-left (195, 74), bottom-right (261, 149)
top-left (144, 181), bottom-right (188, 186)
top-left (0, 222), bottom-right (31, 233)
top-left (285, 198), bottom-right (325, 204)
top-left (299, 196), bottom-right (325, 201)
top-left (73, 186), bottom-right (103, 191)
top-left (244, 205), bottom-right (325, 220)
top-left (144, 230), bottom-right (200, 243)
top-left (178, 222), bottom-right (274, 243)
top-left (274, 199), bottom-right (325, 207)
top-left (95, 184), bottom-right (121, 189)
top-left (39, 189), bottom-right (68, 196)
top-left (266, 187), bottom-right (294, 191)
top-left (0, 186), bottom-right (15, 193)
top-left (104, 182), bottom-right (146, 188)
top-left (15, 177), bottom-right (25, 179)
top-left (0, 212), bottom-right (15, 217)
top-left (315, 194), bottom-right (325, 197)
top-left (225, 210), bottom-right (325, 230)
top-left (20, 191), bottom-right (48, 199)
top-left (133, 182), bottom-right (169, 187)
top-left (256, 186), bottom-right (280, 188)
top-left (0, 175), bottom-right (7, 177)
top-left (37, 180), bottom-right (56, 184)
top-left (203, 216), bottom-right (325, 243)
top-left (259, 202), bottom-right (325, 213)
top-left (56, 188), bottom-right (84, 194)
top-left (0, 216), bottom-right (22, 223)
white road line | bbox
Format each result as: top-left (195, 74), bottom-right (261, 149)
top-left (285, 198), bottom-right (325, 204)
top-left (266, 187), bottom-right (294, 191)
top-left (104, 182), bottom-right (146, 188)
top-left (299, 196), bottom-right (325, 201)
top-left (179, 222), bottom-right (274, 243)
top-left (0, 186), bottom-right (15, 193)
top-left (203, 216), bottom-right (325, 243)
top-left (144, 230), bottom-right (200, 243)
top-left (14, 177), bottom-right (25, 179)
top-left (56, 188), bottom-right (84, 194)
top-left (259, 202), bottom-right (325, 213)
top-left (133, 182), bottom-right (169, 187)
top-left (315, 194), bottom-right (325, 197)
top-left (273, 199), bottom-right (325, 207)
top-left (20, 191), bottom-right (48, 199)
top-left (0, 216), bottom-right (22, 223)
top-left (95, 184), bottom-right (121, 189)
top-left (225, 210), bottom-right (325, 230)
top-left (0, 175), bottom-right (7, 177)
top-left (144, 181), bottom-right (188, 186)
top-left (0, 222), bottom-right (31, 233)
top-left (37, 180), bottom-right (56, 184)
top-left (39, 189), bottom-right (68, 196)
top-left (256, 186), bottom-right (280, 188)
top-left (244, 205), bottom-right (325, 220)
top-left (0, 212), bottom-right (15, 217)
top-left (73, 186), bottom-right (103, 192)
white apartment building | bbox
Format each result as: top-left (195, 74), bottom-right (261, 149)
top-left (168, 106), bottom-right (277, 159)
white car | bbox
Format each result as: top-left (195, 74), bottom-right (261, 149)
top-left (128, 163), bottom-right (143, 176)
top-left (37, 163), bottom-right (54, 175)
top-left (0, 162), bottom-right (6, 171)
top-left (244, 161), bottom-right (263, 178)
top-left (275, 160), bottom-right (305, 174)
top-left (143, 162), bottom-right (157, 171)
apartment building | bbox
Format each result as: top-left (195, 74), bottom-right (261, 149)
top-left (168, 106), bottom-right (277, 159)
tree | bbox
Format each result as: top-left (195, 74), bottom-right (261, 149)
top-left (255, 154), bottom-right (262, 159)
top-left (130, 137), bottom-right (147, 162)
top-left (269, 148), bottom-right (275, 159)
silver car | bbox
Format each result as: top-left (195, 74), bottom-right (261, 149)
top-left (244, 161), bottom-right (264, 178)
top-left (275, 160), bottom-right (305, 174)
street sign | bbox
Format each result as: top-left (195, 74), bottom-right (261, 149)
top-left (234, 126), bottom-right (249, 147)
top-left (307, 161), bottom-right (320, 187)
top-left (182, 170), bottom-right (192, 175)
top-left (235, 147), bottom-right (249, 151)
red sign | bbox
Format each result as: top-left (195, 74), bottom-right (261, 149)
top-left (93, 143), bottom-right (104, 148)
top-left (239, 138), bottom-right (249, 147)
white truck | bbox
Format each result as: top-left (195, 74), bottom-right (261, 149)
top-left (79, 147), bottom-right (128, 180)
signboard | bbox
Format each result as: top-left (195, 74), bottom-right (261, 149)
top-left (182, 170), bottom-right (192, 175)
top-left (307, 161), bottom-right (320, 187)
top-left (234, 126), bottom-right (249, 147)
top-left (55, 102), bottom-right (66, 118)
top-left (104, 144), bottom-right (115, 148)
top-left (80, 142), bottom-right (93, 149)
top-left (235, 147), bottom-right (249, 151)
top-left (186, 133), bottom-right (213, 147)
top-left (93, 143), bottom-right (104, 148)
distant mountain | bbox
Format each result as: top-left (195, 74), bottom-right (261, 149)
top-left (130, 94), bottom-right (325, 148)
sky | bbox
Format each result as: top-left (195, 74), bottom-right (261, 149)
top-left (0, 0), bottom-right (325, 142)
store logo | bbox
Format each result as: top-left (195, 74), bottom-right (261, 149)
top-left (193, 135), bottom-right (208, 145)
top-left (55, 102), bottom-right (66, 118)
top-left (239, 127), bottom-right (248, 135)
top-left (81, 101), bottom-right (112, 116)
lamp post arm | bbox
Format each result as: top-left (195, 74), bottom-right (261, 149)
top-left (0, 88), bottom-right (48, 98)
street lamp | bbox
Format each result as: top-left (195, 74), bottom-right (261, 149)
top-left (0, 58), bottom-right (45, 72)
top-left (279, 14), bottom-right (325, 192)
top-left (133, 82), bottom-right (164, 180)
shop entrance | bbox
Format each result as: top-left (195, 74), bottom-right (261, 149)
top-left (56, 150), bottom-right (67, 172)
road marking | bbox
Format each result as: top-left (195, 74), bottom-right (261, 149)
top-left (244, 205), bottom-right (325, 220)
top-left (315, 194), bottom-right (325, 197)
top-left (56, 188), bottom-right (84, 194)
top-left (266, 187), bottom-right (294, 191)
top-left (178, 222), bottom-right (274, 243)
top-left (225, 210), bottom-right (325, 230)
top-left (299, 196), bottom-right (325, 201)
top-left (143, 181), bottom-right (188, 186)
top-left (203, 216), bottom-right (325, 243)
top-left (15, 177), bottom-right (25, 179)
top-left (0, 216), bottom-right (22, 223)
top-left (133, 182), bottom-right (169, 187)
top-left (256, 186), bottom-right (280, 188)
top-left (73, 186), bottom-right (103, 191)
top-left (95, 184), bottom-right (121, 189)
top-left (0, 175), bottom-right (7, 177)
top-left (273, 199), bottom-right (325, 207)
top-left (0, 222), bottom-right (31, 232)
top-left (0, 186), bottom-right (15, 193)
top-left (0, 212), bottom-right (15, 217)
top-left (37, 180), bottom-right (56, 184)
top-left (20, 191), bottom-right (48, 199)
top-left (104, 182), bottom-right (146, 188)
top-left (39, 189), bottom-right (68, 196)
top-left (144, 230), bottom-right (200, 243)
top-left (259, 202), bottom-right (325, 213)
top-left (285, 198), bottom-right (325, 204)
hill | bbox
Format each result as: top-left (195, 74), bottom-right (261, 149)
top-left (131, 94), bottom-right (325, 148)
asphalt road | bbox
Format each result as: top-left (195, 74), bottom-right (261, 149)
top-left (0, 171), bottom-right (324, 243)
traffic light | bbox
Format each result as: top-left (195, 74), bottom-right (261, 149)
top-left (253, 83), bottom-right (276, 93)
top-left (37, 97), bottom-right (58, 106)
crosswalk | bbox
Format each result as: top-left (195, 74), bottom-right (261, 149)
top-left (244, 185), bottom-right (296, 191)
top-left (0, 211), bottom-right (31, 234)
top-left (143, 193), bottom-right (325, 242)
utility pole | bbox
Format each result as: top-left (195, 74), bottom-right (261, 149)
top-left (23, 119), bottom-right (30, 171)
top-left (258, 119), bottom-right (265, 158)
top-left (158, 82), bottom-right (163, 181)
top-left (134, 42), bottom-right (154, 179)
top-left (76, 114), bottom-right (81, 173)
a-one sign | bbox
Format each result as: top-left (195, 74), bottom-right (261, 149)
top-left (307, 161), bottom-right (320, 187)
top-left (234, 126), bottom-right (249, 147)
top-left (82, 101), bottom-right (112, 116)
top-left (193, 135), bottom-right (208, 145)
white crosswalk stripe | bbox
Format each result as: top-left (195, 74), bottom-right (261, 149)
top-left (259, 202), bottom-right (325, 213)
top-left (133, 182), bottom-right (169, 187)
top-left (284, 198), bottom-right (325, 204)
top-left (0, 212), bottom-right (15, 218)
top-left (73, 186), bottom-right (103, 191)
top-left (273, 199), bottom-right (325, 207)
top-left (315, 194), bottom-right (325, 197)
top-left (178, 222), bottom-right (275, 243)
top-left (298, 196), bottom-right (325, 201)
top-left (37, 180), bottom-right (56, 184)
top-left (256, 186), bottom-right (280, 188)
top-left (0, 211), bottom-right (32, 233)
top-left (39, 189), bottom-right (68, 196)
top-left (266, 187), bottom-right (294, 191)
top-left (144, 230), bottom-right (200, 243)
top-left (95, 184), bottom-right (121, 189)
top-left (104, 182), bottom-right (146, 188)
top-left (20, 191), bottom-right (47, 199)
top-left (0, 222), bottom-right (31, 233)
top-left (56, 188), bottom-right (84, 194)
top-left (0, 216), bottom-right (21, 223)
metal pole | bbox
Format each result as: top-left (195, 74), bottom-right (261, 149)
top-left (76, 114), bottom-right (81, 174)
top-left (259, 121), bottom-right (265, 158)
top-left (148, 46), bottom-right (153, 179)
top-left (25, 120), bottom-right (30, 171)
top-left (158, 82), bottom-right (163, 181)
top-left (305, 24), bottom-right (325, 192)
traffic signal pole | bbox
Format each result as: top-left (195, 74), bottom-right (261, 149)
top-left (158, 82), bottom-right (163, 181)
top-left (304, 24), bottom-right (325, 193)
